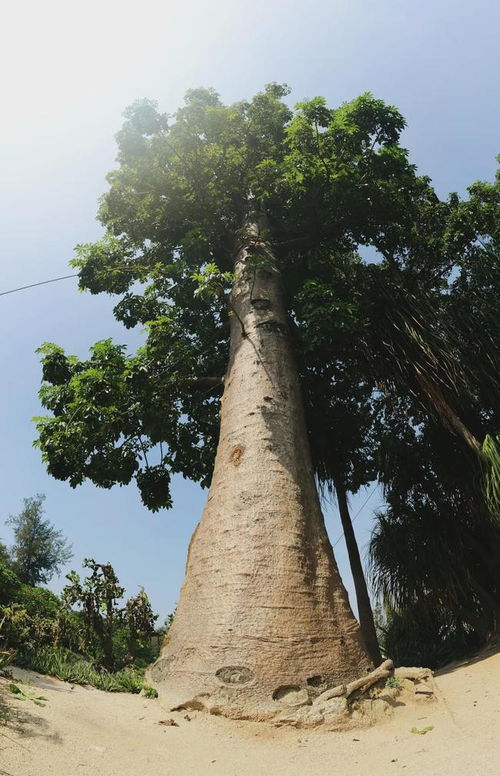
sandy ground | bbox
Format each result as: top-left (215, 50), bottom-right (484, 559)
top-left (1, 646), bottom-right (499, 776)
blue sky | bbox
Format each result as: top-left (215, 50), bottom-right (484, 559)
top-left (1, 0), bottom-right (498, 620)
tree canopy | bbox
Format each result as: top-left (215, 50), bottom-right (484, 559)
top-left (36, 84), bottom-right (499, 508)
top-left (33, 83), bottom-right (500, 666)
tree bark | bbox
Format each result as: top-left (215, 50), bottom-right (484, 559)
top-left (334, 479), bottom-right (382, 665)
top-left (151, 207), bottom-right (371, 720)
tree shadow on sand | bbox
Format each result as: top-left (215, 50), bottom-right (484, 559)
top-left (434, 639), bottom-right (500, 679)
top-left (0, 681), bottom-right (63, 747)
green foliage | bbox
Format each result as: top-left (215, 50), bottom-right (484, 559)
top-left (16, 645), bottom-right (145, 693)
top-left (62, 559), bottom-right (158, 670)
top-left (143, 685), bottom-right (158, 699)
top-left (0, 589), bottom-right (63, 656)
top-left (0, 541), bottom-right (11, 568)
top-left (13, 583), bottom-right (60, 619)
top-left (35, 332), bottom-right (221, 511)
top-left (32, 84), bottom-right (500, 663)
top-left (191, 263), bottom-right (233, 301)
top-left (379, 610), bottom-right (468, 669)
top-left (410, 726), bottom-right (434, 735)
top-left (8, 683), bottom-right (47, 706)
top-left (384, 675), bottom-right (402, 690)
top-left (6, 495), bottom-right (73, 585)
top-left (0, 599), bottom-right (15, 674)
top-left (35, 84), bottom-right (499, 514)
top-left (34, 85), bottom-right (423, 510)
top-left (0, 604), bottom-right (31, 650)
top-left (482, 434), bottom-right (500, 520)
top-left (62, 559), bottom-right (125, 669)
top-left (0, 553), bottom-right (160, 690)
top-left (0, 563), bottom-right (20, 605)
top-left (370, 420), bottom-right (500, 666)
top-left (124, 588), bottom-right (158, 662)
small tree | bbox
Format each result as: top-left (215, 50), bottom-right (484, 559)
top-left (124, 588), bottom-right (158, 661)
top-left (7, 495), bottom-right (73, 586)
top-left (62, 559), bottom-right (158, 669)
top-left (63, 558), bottom-right (124, 669)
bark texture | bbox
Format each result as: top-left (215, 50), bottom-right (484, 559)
top-left (151, 211), bottom-right (371, 720)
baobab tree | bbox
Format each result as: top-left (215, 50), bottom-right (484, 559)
top-left (36, 85), bottom-right (457, 718)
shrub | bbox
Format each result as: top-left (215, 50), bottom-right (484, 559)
top-left (17, 645), bottom-right (146, 693)
top-left (378, 610), bottom-right (480, 669)
top-left (13, 584), bottom-right (60, 619)
top-left (0, 563), bottom-right (20, 605)
top-left (0, 604), bottom-right (31, 650)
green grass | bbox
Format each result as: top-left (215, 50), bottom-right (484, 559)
top-left (16, 645), bottom-right (146, 694)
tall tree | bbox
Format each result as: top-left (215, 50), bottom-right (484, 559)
top-left (34, 85), bottom-right (498, 717)
top-left (7, 495), bottom-right (73, 586)
top-left (297, 252), bottom-right (382, 664)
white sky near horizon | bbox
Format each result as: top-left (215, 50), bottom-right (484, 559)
top-left (1, 0), bottom-right (499, 620)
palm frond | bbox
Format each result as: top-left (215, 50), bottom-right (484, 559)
top-left (482, 434), bottom-right (500, 521)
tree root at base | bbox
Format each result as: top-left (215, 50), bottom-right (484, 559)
top-left (166, 659), bottom-right (436, 729)
top-left (275, 659), bottom-right (436, 728)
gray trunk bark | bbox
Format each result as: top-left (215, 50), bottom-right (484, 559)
top-left (334, 479), bottom-right (382, 665)
top-left (151, 208), bottom-right (371, 720)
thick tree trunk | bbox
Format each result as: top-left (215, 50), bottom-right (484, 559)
top-left (151, 208), bottom-right (371, 720)
top-left (334, 479), bottom-right (382, 665)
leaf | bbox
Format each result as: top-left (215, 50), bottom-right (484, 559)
top-left (8, 683), bottom-right (47, 706)
top-left (410, 725), bottom-right (434, 735)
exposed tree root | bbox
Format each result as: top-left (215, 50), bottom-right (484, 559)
top-left (314, 659), bottom-right (394, 705)
top-left (276, 659), bottom-right (436, 728)
top-left (163, 659), bottom-right (436, 729)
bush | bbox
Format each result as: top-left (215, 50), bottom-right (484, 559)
top-left (0, 563), bottom-right (21, 605)
top-left (62, 560), bottom-right (158, 670)
top-left (0, 604), bottom-right (15, 674)
top-left (17, 645), bottom-right (146, 693)
top-left (0, 556), bottom-right (160, 691)
top-left (378, 610), bottom-right (482, 669)
top-left (0, 604), bottom-right (31, 650)
top-left (13, 584), bottom-right (60, 619)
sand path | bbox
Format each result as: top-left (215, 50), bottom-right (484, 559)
top-left (1, 647), bottom-right (499, 776)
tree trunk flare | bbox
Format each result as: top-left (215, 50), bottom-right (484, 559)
top-left (151, 209), bottom-right (371, 720)
top-left (334, 480), bottom-right (382, 665)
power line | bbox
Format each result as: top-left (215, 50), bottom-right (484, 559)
top-left (0, 265), bottom-right (176, 298)
top-left (0, 274), bottom-right (78, 297)
top-left (332, 483), bottom-right (379, 548)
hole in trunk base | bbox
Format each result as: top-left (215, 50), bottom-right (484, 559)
top-left (215, 666), bottom-right (254, 685)
top-left (307, 676), bottom-right (323, 687)
top-left (272, 685), bottom-right (310, 707)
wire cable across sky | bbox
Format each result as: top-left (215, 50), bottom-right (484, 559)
top-left (0, 274), bottom-right (79, 297)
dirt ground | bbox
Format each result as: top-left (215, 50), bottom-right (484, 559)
top-left (1, 645), bottom-right (499, 776)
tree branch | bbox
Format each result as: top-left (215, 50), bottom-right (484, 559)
top-left (182, 377), bottom-right (224, 390)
